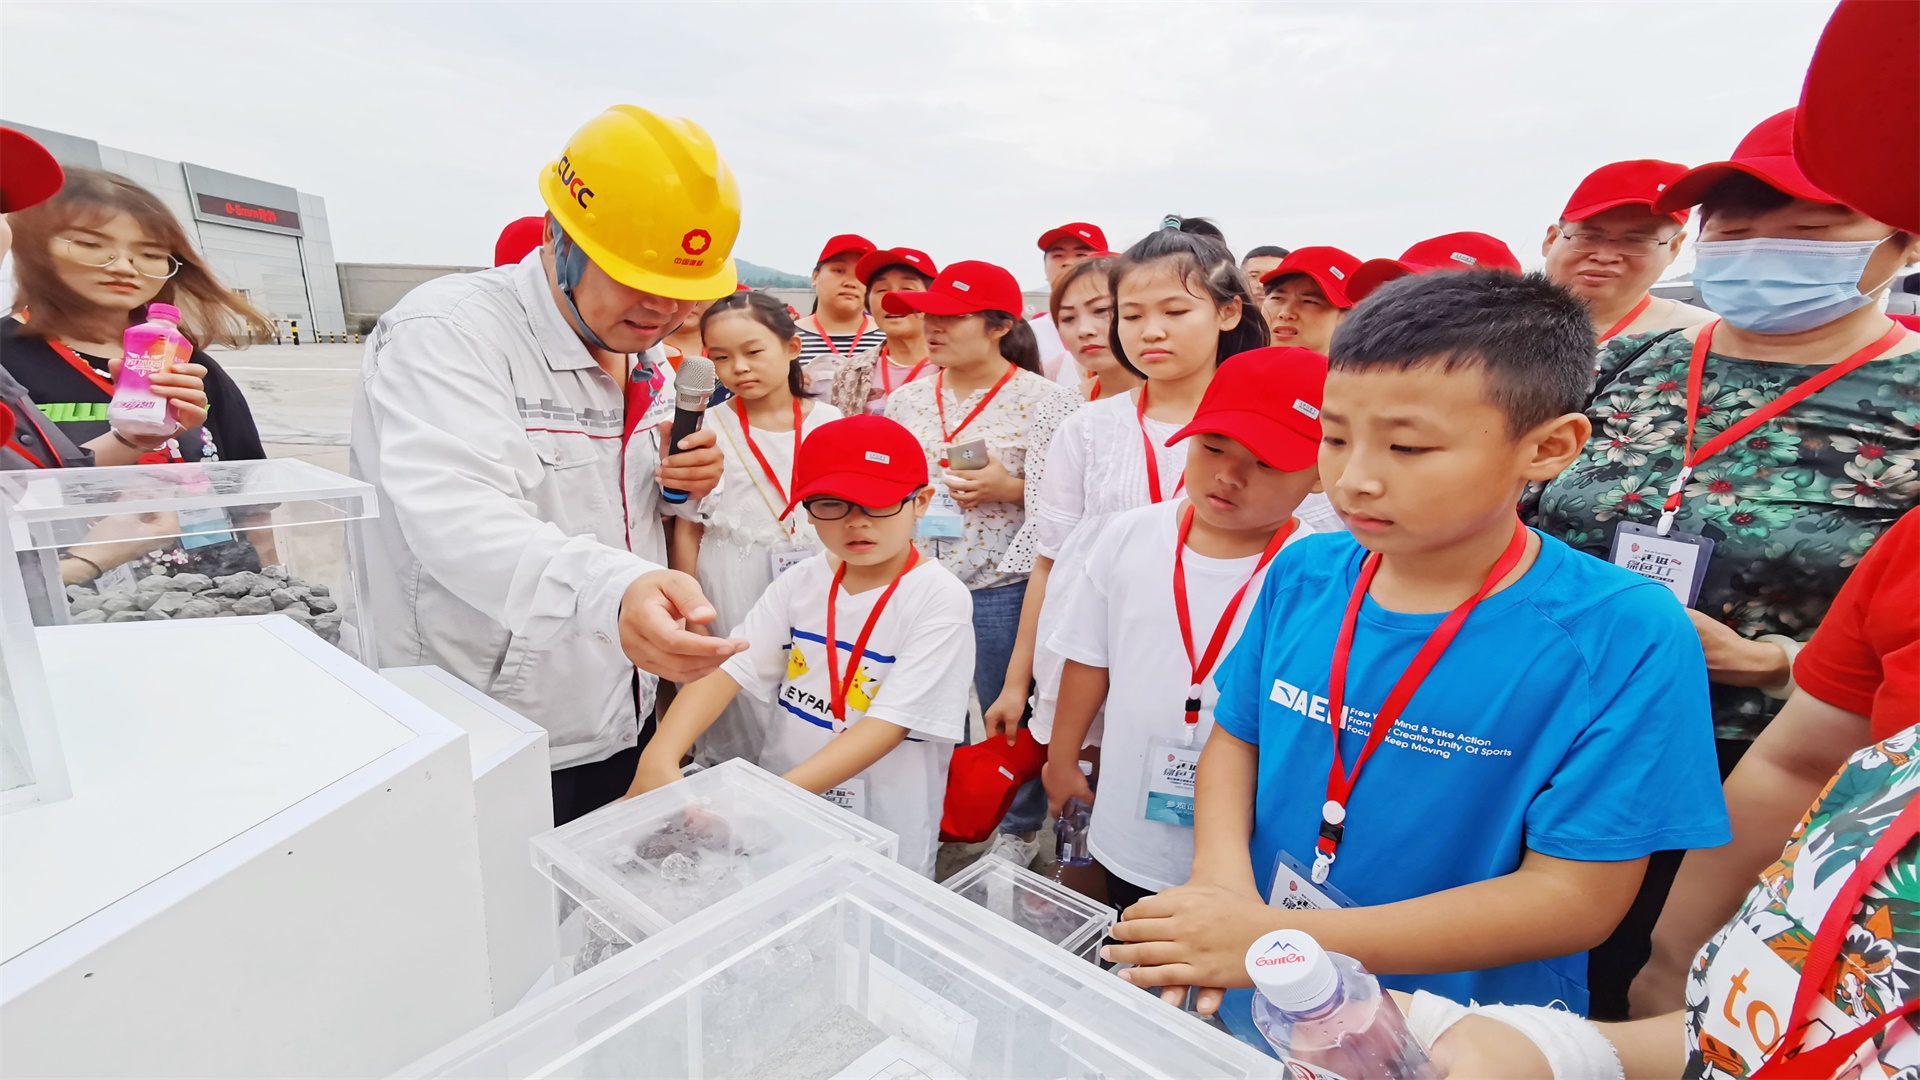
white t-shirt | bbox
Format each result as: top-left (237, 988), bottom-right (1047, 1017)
top-left (721, 553), bottom-right (974, 876)
top-left (1045, 500), bottom-right (1312, 893)
top-left (1029, 312), bottom-right (1078, 388)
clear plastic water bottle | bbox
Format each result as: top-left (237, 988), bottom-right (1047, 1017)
top-left (1244, 929), bottom-right (1439, 1079)
top-left (1053, 760), bottom-right (1094, 868)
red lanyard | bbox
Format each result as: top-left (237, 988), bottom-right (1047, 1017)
top-left (1086, 375), bottom-right (1101, 401)
top-left (935, 364), bottom-right (1016, 448)
top-left (49, 341), bottom-right (116, 395)
top-left (616, 366), bottom-right (660, 553)
top-left (876, 344), bottom-right (930, 396)
top-left (823, 549), bottom-right (921, 727)
top-left (1312, 518), bottom-right (1532, 884)
top-left (1656, 319), bottom-right (1906, 535)
top-left (3, 403), bottom-right (61, 468)
top-left (812, 315), bottom-right (871, 357)
top-left (1136, 385), bottom-right (1186, 503)
top-left (732, 396), bottom-right (803, 522)
top-left (1597, 294), bottom-right (1653, 344)
top-left (1172, 503), bottom-right (1295, 743)
top-left (1752, 793), bottom-right (1920, 1079)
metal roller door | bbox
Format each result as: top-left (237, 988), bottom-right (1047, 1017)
top-left (195, 221), bottom-right (311, 328)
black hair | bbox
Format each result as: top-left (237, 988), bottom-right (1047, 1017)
top-left (1244, 245), bottom-right (1291, 262)
top-left (1699, 172), bottom-right (1796, 225)
top-left (1106, 228), bottom-right (1270, 377)
top-left (1160, 215), bottom-right (1227, 245)
top-left (983, 310), bottom-right (1044, 375)
top-left (700, 290), bottom-right (813, 399)
top-left (1328, 270), bottom-right (1590, 436)
top-left (863, 262), bottom-right (935, 291)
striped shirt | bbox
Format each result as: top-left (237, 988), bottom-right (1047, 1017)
top-left (795, 315), bottom-right (883, 368)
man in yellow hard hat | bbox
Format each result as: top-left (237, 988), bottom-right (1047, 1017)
top-left (350, 105), bottom-right (748, 824)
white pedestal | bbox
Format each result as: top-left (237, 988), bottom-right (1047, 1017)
top-left (0, 616), bottom-right (492, 1078)
top-left (382, 665), bottom-right (552, 1015)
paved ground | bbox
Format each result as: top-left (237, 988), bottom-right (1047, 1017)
top-left (210, 342), bottom-right (361, 474)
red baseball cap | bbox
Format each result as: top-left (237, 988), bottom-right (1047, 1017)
top-left (880, 260), bottom-right (1024, 318)
top-left (1, 128), bottom-right (64, 214)
top-left (939, 730), bottom-right (1048, 844)
top-left (1036, 222), bottom-right (1107, 253)
top-left (1655, 109), bottom-right (1836, 216)
top-left (1258, 246), bottom-right (1362, 308)
top-left (815, 233), bottom-right (877, 267)
top-left (1797, 0), bottom-right (1919, 232)
top-left (494, 215), bottom-right (545, 267)
top-left (1563, 160), bottom-right (1692, 225)
top-left (854, 247), bottom-right (939, 286)
top-left (1167, 346), bottom-right (1327, 471)
top-left (782, 415), bottom-right (928, 516)
top-left (1345, 232), bottom-right (1523, 304)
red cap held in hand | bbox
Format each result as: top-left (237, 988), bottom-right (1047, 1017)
top-left (1036, 222), bottom-right (1107, 252)
top-left (0, 128), bottom-right (64, 214)
top-left (1346, 232), bottom-right (1523, 304)
top-left (1655, 109), bottom-right (1835, 215)
top-left (1563, 160), bottom-right (1692, 225)
top-left (1259, 246), bottom-right (1363, 308)
top-left (494, 216), bottom-right (545, 267)
top-left (880, 260), bottom-right (1024, 318)
top-left (783, 414), bottom-right (928, 517)
top-left (940, 730), bottom-right (1048, 844)
top-left (815, 233), bottom-right (877, 266)
top-left (1168, 346), bottom-right (1327, 472)
top-left (855, 247), bottom-right (939, 286)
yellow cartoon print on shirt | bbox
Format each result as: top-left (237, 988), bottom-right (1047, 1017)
top-left (786, 645), bottom-right (809, 682)
top-left (845, 665), bottom-right (880, 714)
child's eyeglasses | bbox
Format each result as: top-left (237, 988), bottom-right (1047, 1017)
top-left (803, 493), bottom-right (919, 520)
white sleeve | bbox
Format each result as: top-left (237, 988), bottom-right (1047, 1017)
top-left (719, 571), bottom-right (795, 703)
top-left (1031, 411), bottom-right (1090, 559)
top-left (1044, 529), bottom-right (1115, 669)
top-left (996, 391), bottom-right (1078, 575)
top-left (859, 582), bottom-right (975, 743)
top-left (362, 314), bottom-right (656, 649)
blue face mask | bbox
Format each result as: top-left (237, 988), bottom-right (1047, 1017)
top-left (1691, 236), bottom-right (1887, 334)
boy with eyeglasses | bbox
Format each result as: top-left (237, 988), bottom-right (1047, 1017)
top-left (1542, 159), bottom-right (1715, 345)
top-left (629, 414), bottom-right (974, 877)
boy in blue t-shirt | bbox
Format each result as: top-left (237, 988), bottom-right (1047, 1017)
top-left (1104, 270), bottom-right (1730, 1027)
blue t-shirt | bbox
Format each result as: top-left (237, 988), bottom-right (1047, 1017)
top-left (1213, 530), bottom-right (1730, 1016)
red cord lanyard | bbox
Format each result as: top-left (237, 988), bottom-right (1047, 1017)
top-left (1086, 375), bottom-right (1101, 402)
top-left (876, 344), bottom-right (930, 395)
top-left (48, 340), bottom-right (116, 395)
top-left (1596, 294), bottom-right (1653, 344)
top-left (1172, 503), bottom-right (1295, 745)
top-left (3, 404), bottom-right (61, 468)
top-left (1655, 319), bottom-right (1906, 535)
top-left (934, 364), bottom-right (1016, 462)
top-left (1312, 518), bottom-right (1531, 884)
top-left (823, 548), bottom-right (921, 729)
top-left (616, 365), bottom-right (659, 554)
top-left (1751, 794), bottom-right (1920, 1079)
top-left (812, 314), bottom-right (872, 357)
top-left (1136, 385), bottom-right (1187, 503)
top-left (732, 396), bottom-right (803, 524)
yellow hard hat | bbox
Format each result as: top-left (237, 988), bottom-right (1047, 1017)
top-left (539, 105), bottom-right (740, 301)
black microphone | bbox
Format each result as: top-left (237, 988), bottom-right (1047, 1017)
top-left (660, 356), bottom-right (715, 505)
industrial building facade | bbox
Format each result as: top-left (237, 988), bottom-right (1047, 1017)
top-left (4, 120), bottom-right (348, 337)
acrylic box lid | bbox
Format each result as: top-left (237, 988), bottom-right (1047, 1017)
top-left (942, 855), bottom-right (1115, 958)
top-left (401, 844), bottom-right (1282, 1079)
top-left (529, 758), bottom-right (899, 940)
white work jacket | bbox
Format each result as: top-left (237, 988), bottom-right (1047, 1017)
top-left (349, 251), bottom-right (689, 769)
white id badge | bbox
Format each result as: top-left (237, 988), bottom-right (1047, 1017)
top-left (1609, 521), bottom-right (1715, 606)
top-left (1269, 849), bottom-right (1359, 911)
top-left (768, 545), bottom-right (810, 578)
top-left (1141, 737), bottom-right (1202, 828)
top-left (821, 777), bottom-right (869, 817)
top-left (917, 482), bottom-right (964, 540)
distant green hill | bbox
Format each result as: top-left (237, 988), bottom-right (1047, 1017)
top-left (736, 259), bottom-right (808, 288)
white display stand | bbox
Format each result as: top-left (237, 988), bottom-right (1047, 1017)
top-left (383, 665), bottom-right (552, 1015)
top-left (0, 616), bottom-right (492, 1078)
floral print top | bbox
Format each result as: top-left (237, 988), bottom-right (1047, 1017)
top-left (1684, 725), bottom-right (1920, 1079)
top-left (1531, 328), bottom-right (1920, 742)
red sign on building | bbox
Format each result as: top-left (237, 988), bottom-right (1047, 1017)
top-left (195, 193), bottom-right (302, 232)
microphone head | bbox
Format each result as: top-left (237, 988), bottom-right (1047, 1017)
top-left (675, 356), bottom-right (716, 397)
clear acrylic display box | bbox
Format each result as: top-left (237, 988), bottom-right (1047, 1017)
top-left (0, 459), bottom-right (378, 662)
top-left (532, 758), bottom-right (899, 982)
top-left (401, 844), bottom-right (1283, 1079)
top-left (1, 500), bottom-right (70, 815)
top-left (943, 857), bottom-right (1115, 962)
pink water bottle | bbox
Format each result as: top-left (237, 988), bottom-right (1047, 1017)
top-left (109, 302), bottom-right (189, 438)
top-left (1245, 930), bottom-right (1439, 1079)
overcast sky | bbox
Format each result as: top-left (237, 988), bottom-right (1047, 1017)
top-left (2, 1), bottom-right (1836, 289)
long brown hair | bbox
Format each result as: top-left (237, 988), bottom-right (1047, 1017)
top-left (8, 167), bottom-right (270, 348)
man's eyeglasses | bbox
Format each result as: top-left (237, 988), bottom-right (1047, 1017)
top-left (1557, 231), bottom-right (1680, 258)
top-left (55, 237), bottom-right (182, 280)
top-left (802, 492), bottom-right (920, 520)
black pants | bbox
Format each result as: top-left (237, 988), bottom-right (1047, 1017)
top-left (549, 701), bottom-right (660, 827)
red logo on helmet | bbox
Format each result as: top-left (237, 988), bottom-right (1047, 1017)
top-left (682, 229), bottom-right (712, 256)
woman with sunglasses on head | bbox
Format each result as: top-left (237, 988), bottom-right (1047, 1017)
top-left (2, 167), bottom-right (266, 465)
